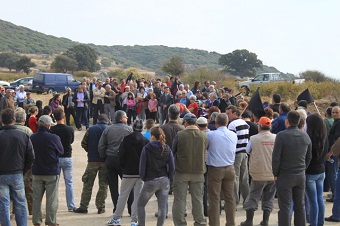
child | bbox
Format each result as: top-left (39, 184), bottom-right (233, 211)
top-left (142, 119), bottom-right (155, 140)
top-left (147, 93), bottom-right (158, 120)
top-left (28, 106), bottom-right (39, 133)
top-left (126, 92), bottom-right (137, 126)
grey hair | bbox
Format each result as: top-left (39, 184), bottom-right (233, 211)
top-left (189, 95), bottom-right (197, 101)
top-left (209, 92), bottom-right (217, 99)
top-left (215, 113), bottom-right (228, 126)
top-left (168, 104), bottom-right (180, 120)
top-left (14, 110), bottom-right (26, 123)
top-left (114, 110), bottom-right (127, 123)
top-left (19, 85), bottom-right (25, 89)
top-left (210, 112), bottom-right (219, 122)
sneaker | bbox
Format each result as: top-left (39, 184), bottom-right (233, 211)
top-left (107, 218), bottom-right (121, 226)
top-left (131, 222), bottom-right (138, 226)
top-left (68, 208), bottom-right (76, 212)
top-left (77, 127), bottom-right (82, 131)
top-left (326, 197), bottom-right (334, 202)
top-left (97, 208), bottom-right (105, 214)
top-left (327, 193), bottom-right (333, 198)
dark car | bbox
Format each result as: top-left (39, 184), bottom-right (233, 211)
top-left (32, 73), bottom-right (81, 94)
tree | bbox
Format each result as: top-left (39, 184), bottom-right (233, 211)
top-left (101, 58), bottom-right (112, 68)
top-left (161, 55), bottom-right (185, 76)
top-left (16, 56), bottom-right (36, 74)
top-left (299, 70), bottom-right (337, 83)
top-left (0, 52), bottom-right (21, 71)
top-left (219, 49), bottom-right (263, 77)
top-left (51, 55), bottom-right (78, 73)
top-left (64, 44), bottom-right (99, 72)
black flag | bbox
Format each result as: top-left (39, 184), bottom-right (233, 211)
top-left (247, 87), bottom-right (265, 119)
top-left (126, 73), bottom-right (134, 83)
top-left (297, 88), bottom-right (314, 104)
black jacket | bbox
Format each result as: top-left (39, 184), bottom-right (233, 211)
top-left (119, 132), bottom-right (149, 176)
top-left (0, 125), bottom-right (35, 175)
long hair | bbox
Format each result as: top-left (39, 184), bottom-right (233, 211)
top-left (306, 113), bottom-right (326, 159)
top-left (150, 127), bottom-right (166, 155)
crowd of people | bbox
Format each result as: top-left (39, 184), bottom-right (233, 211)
top-left (0, 75), bottom-right (340, 226)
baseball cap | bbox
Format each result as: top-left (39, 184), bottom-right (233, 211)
top-left (259, 117), bottom-right (271, 127)
top-left (38, 115), bottom-right (53, 126)
top-left (183, 113), bottom-right (197, 122)
top-left (196, 117), bottom-right (208, 125)
top-left (133, 119), bottom-right (144, 132)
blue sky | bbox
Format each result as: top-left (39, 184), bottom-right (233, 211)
top-left (1, 0), bottom-right (340, 78)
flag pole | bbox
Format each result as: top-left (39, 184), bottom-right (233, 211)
top-left (313, 102), bottom-right (321, 116)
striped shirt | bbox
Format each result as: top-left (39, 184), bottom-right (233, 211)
top-left (228, 118), bottom-right (250, 153)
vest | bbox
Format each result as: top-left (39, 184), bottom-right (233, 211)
top-left (249, 130), bottom-right (276, 181)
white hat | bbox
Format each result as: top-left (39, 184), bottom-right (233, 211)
top-left (196, 117), bottom-right (208, 125)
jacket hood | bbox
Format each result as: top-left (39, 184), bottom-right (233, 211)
top-left (125, 131), bottom-right (146, 144)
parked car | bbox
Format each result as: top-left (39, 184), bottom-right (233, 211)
top-left (237, 73), bottom-right (305, 95)
top-left (9, 77), bottom-right (33, 91)
top-left (0, 81), bottom-right (10, 87)
top-left (32, 72), bottom-right (81, 94)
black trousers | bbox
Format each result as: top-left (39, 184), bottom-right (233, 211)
top-left (93, 100), bottom-right (104, 125)
top-left (106, 156), bottom-right (133, 214)
top-left (64, 106), bottom-right (76, 126)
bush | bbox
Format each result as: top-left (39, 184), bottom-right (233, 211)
top-left (0, 72), bottom-right (29, 82)
top-left (73, 71), bottom-right (93, 80)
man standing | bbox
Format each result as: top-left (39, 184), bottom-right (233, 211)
top-left (326, 106), bottom-right (340, 202)
top-left (159, 86), bottom-right (173, 125)
top-left (0, 108), bottom-right (34, 226)
top-left (30, 115), bottom-right (64, 226)
top-left (206, 113), bottom-right (237, 226)
top-left (271, 102), bottom-right (290, 134)
top-left (92, 81), bottom-right (105, 125)
top-left (0, 89), bottom-right (15, 112)
top-left (103, 84), bottom-right (116, 122)
top-left (226, 105), bottom-right (250, 205)
top-left (73, 84), bottom-right (90, 131)
top-left (269, 93), bottom-right (281, 114)
top-left (98, 110), bottom-right (133, 214)
top-left (50, 108), bottom-right (76, 212)
top-left (74, 114), bottom-right (110, 214)
top-left (16, 85), bottom-right (26, 108)
top-left (62, 88), bottom-right (76, 126)
top-left (241, 117), bottom-right (276, 226)
top-left (172, 113), bottom-right (207, 226)
top-left (272, 111), bottom-right (312, 226)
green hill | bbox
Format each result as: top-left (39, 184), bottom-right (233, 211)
top-left (0, 19), bottom-right (222, 71)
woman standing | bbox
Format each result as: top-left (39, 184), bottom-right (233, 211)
top-left (137, 127), bottom-right (175, 226)
top-left (305, 114), bottom-right (328, 226)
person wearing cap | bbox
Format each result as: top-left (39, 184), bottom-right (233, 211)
top-left (241, 117), bottom-right (276, 226)
top-left (226, 105), bottom-right (250, 206)
top-left (16, 85), bottom-right (26, 108)
top-left (74, 114), bottom-right (110, 214)
top-left (272, 111), bottom-right (312, 226)
top-left (98, 110), bottom-right (134, 215)
top-left (50, 108), bottom-right (76, 212)
top-left (196, 116), bottom-right (210, 217)
top-left (172, 113), bottom-right (208, 226)
top-left (107, 119), bottom-right (149, 226)
top-left (206, 113), bottom-right (237, 226)
top-left (0, 108), bottom-right (34, 226)
top-left (30, 115), bottom-right (64, 226)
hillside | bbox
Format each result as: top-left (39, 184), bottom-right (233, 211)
top-left (0, 19), bottom-right (222, 71)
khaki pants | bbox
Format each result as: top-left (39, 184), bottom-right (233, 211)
top-left (207, 165), bottom-right (235, 226)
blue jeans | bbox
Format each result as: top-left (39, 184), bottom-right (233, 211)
top-left (0, 174), bottom-right (27, 226)
top-left (327, 156), bottom-right (338, 197)
top-left (59, 157), bottom-right (75, 210)
top-left (305, 173), bottom-right (325, 226)
top-left (137, 177), bottom-right (169, 226)
top-left (332, 169), bottom-right (340, 220)
top-left (76, 107), bottom-right (89, 129)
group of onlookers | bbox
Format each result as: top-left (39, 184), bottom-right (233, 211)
top-left (1, 75), bottom-right (340, 226)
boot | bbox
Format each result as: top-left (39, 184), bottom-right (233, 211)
top-left (260, 210), bottom-right (271, 226)
top-left (241, 209), bottom-right (254, 226)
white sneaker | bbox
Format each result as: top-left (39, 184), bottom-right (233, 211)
top-left (131, 222), bottom-right (138, 226)
top-left (107, 218), bottom-right (121, 226)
